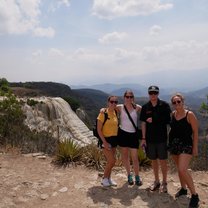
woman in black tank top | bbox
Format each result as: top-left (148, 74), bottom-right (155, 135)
top-left (168, 93), bottom-right (199, 208)
top-left (169, 110), bottom-right (193, 154)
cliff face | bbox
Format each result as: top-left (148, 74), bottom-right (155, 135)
top-left (22, 97), bottom-right (95, 146)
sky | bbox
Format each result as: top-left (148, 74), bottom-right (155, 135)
top-left (0, 0), bottom-right (208, 87)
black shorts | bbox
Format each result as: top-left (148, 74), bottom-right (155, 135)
top-left (168, 138), bottom-right (192, 155)
top-left (98, 136), bottom-right (118, 149)
top-left (118, 128), bottom-right (139, 149)
top-left (146, 142), bottom-right (168, 160)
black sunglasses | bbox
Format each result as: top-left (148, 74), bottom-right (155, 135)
top-left (109, 100), bottom-right (118, 104)
top-left (172, 100), bottom-right (181, 105)
top-left (125, 96), bottom-right (134, 99)
top-left (149, 91), bottom-right (158, 95)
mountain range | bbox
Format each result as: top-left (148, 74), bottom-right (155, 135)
top-left (71, 83), bottom-right (208, 103)
top-left (71, 68), bottom-right (208, 94)
top-left (9, 81), bottom-right (207, 133)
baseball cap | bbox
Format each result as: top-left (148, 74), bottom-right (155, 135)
top-left (148, 85), bottom-right (159, 93)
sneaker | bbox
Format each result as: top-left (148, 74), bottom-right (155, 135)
top-left (175, 187), bottom-right (188, 198)
top-left (101, 178), bottom-right (111, 187)
top-left (109, 178), bottom-right (117, 186)
top-left (189, 194), bottom-right (199, 208)
top-left (128, 174), bottom-right (134, 185)
top-left (149, 181), bottom-right (160, 191)
top-left (135, 175), bottom-right (143, 186)
top-left (160, 182), bottom-right (168, 193)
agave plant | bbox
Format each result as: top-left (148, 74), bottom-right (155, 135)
top-left (55, 138), bottom-right (83, 166)
top-left (82, 143), bottom-right (105, 170)
top-left (138, 146), bottom-right (151, 168)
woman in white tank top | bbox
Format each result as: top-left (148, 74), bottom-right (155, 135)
top-left (116, 90), bottom-right (143, 186)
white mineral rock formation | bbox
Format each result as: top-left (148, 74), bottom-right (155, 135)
top-left (22, 97), bottom-right (95, 146)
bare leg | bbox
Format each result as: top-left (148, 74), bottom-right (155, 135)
top-left (159, 159), bottom-right (168, 183)
top-left (172, 155), bottom-right (187, 189)
top-left (151, 159), bottom-right (159, 182)
top-left (177, 154), bottom-right (196, 195)
top-left (103, 147), bottom-right (116, 178)
top-left (120, 147), bottom-right (131, 176)
top-left (130, 148), bottom-right (139, 176)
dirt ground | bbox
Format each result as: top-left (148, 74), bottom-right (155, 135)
top-left (0, 152), bottom-right (208, 208)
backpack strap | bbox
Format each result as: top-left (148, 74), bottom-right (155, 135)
top-left (103, 111), bottom-right (109, 126)
top-left (103, 109), bottom-right (118, 126)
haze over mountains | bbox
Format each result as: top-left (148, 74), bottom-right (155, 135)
top-left (71, 68), bottom-right (208, 96)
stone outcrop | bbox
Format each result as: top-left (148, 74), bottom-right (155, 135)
top-left (22, 97), bottom-right (95, 146)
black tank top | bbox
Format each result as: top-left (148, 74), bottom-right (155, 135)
top-left (169, 111), bottom-right (193, 146)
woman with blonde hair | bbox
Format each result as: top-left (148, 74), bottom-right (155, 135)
top-left (97, 95), bottom-right (119, 187)
top-left (100, 90), bottom-right (142, 186)
top-left (117, 90), bottom-right (142, 186)
top-left (168, 93), bottom-right (199, 208)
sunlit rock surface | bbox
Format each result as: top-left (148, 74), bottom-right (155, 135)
top-left (22, 97), bottom-right (95, 146)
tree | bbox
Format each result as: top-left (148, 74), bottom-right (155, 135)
top-left (200, 95), bottom-right (208, 117)
top-left (0, 79), bottom-right (24, 145)
top-left (0, 78), bottom-right (10, 94)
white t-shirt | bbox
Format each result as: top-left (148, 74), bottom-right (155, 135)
top-left (119, 104), bottom-right (138, 133)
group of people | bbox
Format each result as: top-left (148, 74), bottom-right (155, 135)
top-left (96, 85), bottom-right (199, 208)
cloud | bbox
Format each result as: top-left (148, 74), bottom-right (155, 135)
top-left (48, 0), bottom-right (70, 12)
top-left (48, 48), bottom-right (64, 57)
top-left (114, 48), bottom-right (138, 61)
top-left (141, 40), bottom-right (208, 70)
top-left (59, 0), bottom-right (70, 7)
top-left (33, 27), bottom-right (55, 38)
top-left (0, 0), bottom-right (55, 37)
top-left (92, 0), bottom-right (173, 20)
top-left (99, 32), bottom-right (127, 44)
top-left (32, 49), bottom-right (42, 57)
top-left (149, 25), bottom-right (162, 36)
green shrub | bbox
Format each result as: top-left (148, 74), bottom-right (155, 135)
top-left (55, 139), bottom-right (83, 166)
top-left (26, 99), bottom-right (39, 106)
top-left (62, 96), bottom-right (80, 111)
top-left (19, 129), bottom-right (58, 155)
top-left (0, 78), bottom-right (10, 94)
top-left (0, 92), bottom-right (24, 140)
top-left (82, 143), bottom-right (105, 170)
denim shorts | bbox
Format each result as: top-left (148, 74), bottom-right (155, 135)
top-left (146, 142), bottom-right (168, 160)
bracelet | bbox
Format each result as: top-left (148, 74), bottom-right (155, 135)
top-left (142, 138), bottom-right (146, 140)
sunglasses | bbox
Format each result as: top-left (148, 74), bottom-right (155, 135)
top-left (109, 100), bottom-right (118, 104)
top-left (172, 100), bottom-right (181, 105)
top-left (125, 96), bottom-right (134, 99)
top-left (149, 91), bottom-right (158, 95)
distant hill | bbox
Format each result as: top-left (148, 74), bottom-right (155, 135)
top-left (72, 88), bottom-right (109, 124)
top-left (10, 82), bottom-right (74, 97)
top-left (71, 83), bottom-right (179, 97)
top-left (186, 87), bottom-right (208, 99)
top-left (72, 82), bottom-right (208, 103)
top-left (72, 83), bottom-right (147, 96)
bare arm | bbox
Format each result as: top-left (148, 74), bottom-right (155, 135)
top-left (140, 121), bottom-right (147, 146)
top-left (188, 111), bottom-right (198, 156)
top-left (100, 105), bottom-right (120, 113)
top-left (97, 120), bottom-right (111, 150)
top-left (136, 104), bottom-right (142, 112)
